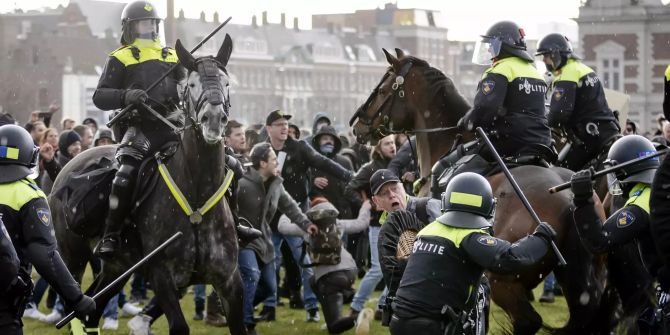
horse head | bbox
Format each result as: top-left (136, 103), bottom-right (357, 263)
top-left (176, 34), bottom-right (233, 145)
top-left (350, 48), bottom-right (470, 144)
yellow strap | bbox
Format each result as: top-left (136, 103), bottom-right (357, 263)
top-left (158, 162), bottom-right (235, 221)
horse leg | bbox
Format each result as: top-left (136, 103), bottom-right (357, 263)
top-left (214, 268), bottom-right (247, 335)
top-left (82, 266), bottom-right (129, 329)
top-left (490, 276), bottom-right (542, 335)
top-left (150, 265), bottom-right (189, 335)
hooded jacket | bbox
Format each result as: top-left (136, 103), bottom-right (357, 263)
top-left (310, 126), bottom-right (354, 218)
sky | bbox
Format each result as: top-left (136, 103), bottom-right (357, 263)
top-left (1, 0), bottom-right (667, 41)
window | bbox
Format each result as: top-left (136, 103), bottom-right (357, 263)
top-left (594, 41), bottom-right (625, 91)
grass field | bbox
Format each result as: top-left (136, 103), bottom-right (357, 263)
top-left (22, 268), bottom-right (568, 335)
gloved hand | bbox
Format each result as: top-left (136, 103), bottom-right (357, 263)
top-left (570, 168), bottom-right (595, 203)
top-left (533, 222), bottom-right (557, 242)
top-left (73, 295), bottom-right (96, 319)
top-left (124, 89), bottom-right (148, 107)
top-left (457, 116), bottom-right (472, 132)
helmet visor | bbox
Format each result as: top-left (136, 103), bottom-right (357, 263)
top-left (472, 37), bottom-right (502, 65)
top-left (129, 19), bottom-right (161, 41)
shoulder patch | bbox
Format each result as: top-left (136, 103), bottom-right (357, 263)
top-left (553, 87), bottom-right (565, 101)
top-left (616, 210), bottom-right (635, 228)
top-left (36, 208), bottom-right (51, 227)
top-left (481, 80), bottom-right (495, 95)
top-left (477, 235), bottom-right (497, 246)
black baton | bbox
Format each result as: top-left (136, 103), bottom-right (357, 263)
top-left (475, 127), bottom-right (567, 266)
top-left (548, 149), bottom-right (667, 193)
top-left (55, 231), bottom-right (183, 329)
top-left (106, 16), bottom-right (232, 127)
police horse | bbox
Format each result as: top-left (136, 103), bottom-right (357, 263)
top-left (49, 35), bottom-right (246, 335)
top-left (350, 49), bottom-right (614, 334)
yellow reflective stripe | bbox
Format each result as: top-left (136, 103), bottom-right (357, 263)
top-left (554, 59), bottom-right (593, 84)
top-left (111, 41), bottom-right (178, 66)
top-left (0, 179), bottom-right (46, 211)
top-left (4, 147), bottom-right (19, 159)
top-left (624, 183), bottom-right (651, 214)
top-left (158, 163), bottom-right (193, 216)
top-left (197, 169), bottom-right (234, 216)
top-left (484, 57), bottom-right (543, 82)
top-left (379, 211), bottom-right (388, 225)
top-left (665, 65), bottom-right (670, 81)
top-left (450, 192), bottom-right (483, 208)
top-left (417, 221), bottom-right (485, 248)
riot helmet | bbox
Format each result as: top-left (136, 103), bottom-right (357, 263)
top-left (436, 172), bottom-right (496, 229)
top-left (121, 1), bottom-right (162, 45)
top-left (535, 33), bottom-right (578, 72)
top-left (0, 125), bottom-right (39, 183)
top-left (604, 135), bottom-right (658, 195)
top-left (473, 20), bottom-right (534, 65)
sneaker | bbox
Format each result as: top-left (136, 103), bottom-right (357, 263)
top-left (128, 314), bottom-right (152, 335)
top-left (253, 306), bottom-right (275, 322)
top-left (22, 304), bottom-right (46, 320)
top-left (205, 312), bottom-right (227, 327)
top-left (193, 312), bottom-right (204, 321)
top-left (41, 310), bottom-right (63, 324)
top-left (355, 308), bottom-right (374, 335)
top-left (306, 308), bottom-right (320, 322)
top-left (120, 302), bottom-right (142, 317)
top-left (102, 317), bottom-right (119, 330)
top-left (539, 291), bottom-right (555, 303)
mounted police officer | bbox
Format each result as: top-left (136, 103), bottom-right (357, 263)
top-left (536, 33), bottom-right (620, 171)
top-left (571, 135), bottom-right (661, 332)
top-left (390, 172), bottom-right (556, 335)
top-left (0, 125), bottom-right (95, 334)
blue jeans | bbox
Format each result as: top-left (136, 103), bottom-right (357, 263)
top-left (351, 226), bottom-right (387, 311)
top-left (239, 248), bottom-right (277, 325)
top-left (102, 291), bottom-right (128, 319)
top-left (267, 232), bottom-right (318, 310)
top-left (543, 272), bottom-right (556, 293)
top-left (193, 284), bottom-right (206, 313)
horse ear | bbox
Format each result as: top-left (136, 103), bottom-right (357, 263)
top-left (216, 34), bottom-right (233, 67)
top-left (382, 48), bottom-right (399, 70)
top-left (175, 39), bottom-right (195, 71)
top-left (395, 48), bottom-right (405, 58)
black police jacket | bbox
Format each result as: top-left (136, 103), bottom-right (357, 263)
top-left (466, 57), bottom-right (551, 157)
top-left (0, 220), bottom-right (19, 293)
top-left (393, 221), bottom-right (549, 319)
top-left (0, 179), bottom-right (83, 306)
top-left (93, 39), bottom-right (184, 121)
top-left (548, 60), bottom-right (618, 137)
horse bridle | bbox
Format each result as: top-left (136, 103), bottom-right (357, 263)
top-left (350, 60), bottom-right (460, 137)
top-left (181, 57), bottom-right (231, 132)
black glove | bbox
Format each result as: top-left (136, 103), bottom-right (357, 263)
top-left (124, 89), bottom-right (148, 107)
top-left (457, 116), bottom-right (472, 132)
top-left (659, 266), bottom-right (670, 292)
top-left (533, 222), bottom-right (557, 242)
top-left (73, 295), bottom-right (96, 319)
top-left (570, 168), bottom-right (595, 203)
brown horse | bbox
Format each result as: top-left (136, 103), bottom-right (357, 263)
top-left (351, 49), bottom-right (613, 334)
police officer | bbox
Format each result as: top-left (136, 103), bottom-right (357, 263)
top-left (390, 172), bottom-right (556, 335)
top-left (571, 135), bottom-right (660, 332)
top-left (0, 125), bottom-right (95, 334)
top-left (536, 33), bottom-right (620, 171)
top-left (458, 20), bottom-right (553, 164)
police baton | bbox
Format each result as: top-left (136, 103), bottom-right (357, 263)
top-left (55, 231), bottom-right (183, 329)
top-left (548, 148), bottom-right (667, 194)
top-left (106, 16), bottom-right (232, 128)
top-left (475, 127), bottom-right (567, 266)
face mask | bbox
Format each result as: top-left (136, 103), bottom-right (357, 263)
top-left (320, 143), bottom-right (335, 154)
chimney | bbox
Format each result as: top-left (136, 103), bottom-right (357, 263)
top-left (262, 11), bottom-right (268, 25)
top-left (213, 11), bottom-right (219, 23)
top-left (293, 17), bottom-right (299, 31)
top-left (281, 13), bottom-right (286, 27)
top-left (200, 11), bottom-right (206, 22)
top-left (178, 9), bottom-right (185, 20)
top-left (252, 15), bottom-right (258, 28)
top-left (165, 0), bottom-right (176, 46)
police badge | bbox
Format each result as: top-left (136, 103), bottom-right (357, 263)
top-left (553, 87), bottom-right (565, 101)
top-left (481, 80), bottom-right (495, 95)
top-left (36, 208), bottom-right (51, 227)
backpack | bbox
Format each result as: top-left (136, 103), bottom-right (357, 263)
top-left (300, 216), bottom-right (342, 267)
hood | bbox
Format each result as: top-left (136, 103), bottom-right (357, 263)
top-left (312, 125), bottom-right (342, 155)
top-left (312, 112), bottom-right (332, 134)
top-left (306, 201), bottom-right (339, 221)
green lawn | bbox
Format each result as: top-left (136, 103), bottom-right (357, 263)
top-left (23, 268), bottom-right (568, 335)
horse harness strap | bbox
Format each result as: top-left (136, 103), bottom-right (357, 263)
top-left (157, 160), bottom-right (234, 224)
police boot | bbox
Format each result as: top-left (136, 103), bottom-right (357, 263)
top-left (236, 224), bottom-right (262, 241)
top-left (205, 291), bottom-right (227, 327)
top-left (95, 164), bottom-right (136, 258)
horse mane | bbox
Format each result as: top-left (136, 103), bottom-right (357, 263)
top-left (399, 55), bottom-right (471, 117)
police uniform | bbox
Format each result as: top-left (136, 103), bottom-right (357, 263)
top-left (572, 135), bottom-right (660, 331)
top-left (653, 65), bottom-right (670, 291)
top-left (536, 33), bottom-right (619, 171)
top-left (664, 64), bottom-right (670, 118)
top-left (0, 219), bottom-right (19, 295)
top-left (0, 125), bottom-right (94, 334)
top-left (390, 172), bottom-right (554, 335)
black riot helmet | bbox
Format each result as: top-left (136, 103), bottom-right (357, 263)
top-left (605, 135), bottom-right (659, 195)
top-left (120, 1), bottom-right (162, 45)
top-left (0, 125), bottom-right (39, 183)
top-left (473, 20), bottom-right (534, 65)
top-left (535, 33), bottom-right (578, 72)
top-left (437, 172), bottom-right (496, 229)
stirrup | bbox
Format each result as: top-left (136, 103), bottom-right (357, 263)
top-left (94, 235), bottom-right (119, 257)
